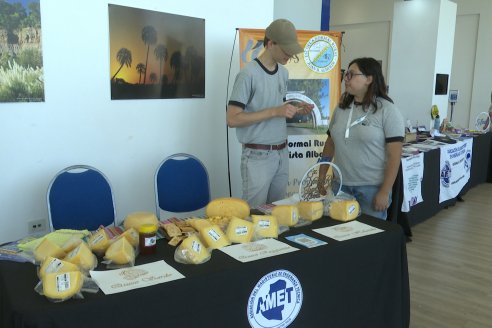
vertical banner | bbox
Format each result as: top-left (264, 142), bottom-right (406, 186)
top-left (400, 153), bottom-right (424, 212)
top-left (439, 138), bottom-right (473, 203)
top-left (238, 29), bottom-right (341, 197)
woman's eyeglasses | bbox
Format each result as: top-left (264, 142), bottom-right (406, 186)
top-left (344, 71), bottom-right (365, 80)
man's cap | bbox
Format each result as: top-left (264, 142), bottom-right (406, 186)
top-left (265, 19), bottom-right (303, 56)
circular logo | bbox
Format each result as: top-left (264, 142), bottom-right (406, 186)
top-left (464, 150), bottom-right (471, 172)
top-left (303, 35), bottom-right (338, 73)
top-left (247, 270), bottom-right (303, 328)
top-left (440, 160), bottom-right (451, 187)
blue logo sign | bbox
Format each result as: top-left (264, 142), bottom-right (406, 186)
top-left (247, 270), bottom-right (303, 328)
top-left (440, 160), bottom-right (451, 187)
top-left (464, 150), bottom-right (471, 172)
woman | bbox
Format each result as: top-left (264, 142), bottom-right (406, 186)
top-left (319, 57), bottom-right (404, 220)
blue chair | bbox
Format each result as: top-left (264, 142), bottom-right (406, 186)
top-left (47, 165), bottom-right (116, 231)
top-left (155, 153), bottom-right (210, 219)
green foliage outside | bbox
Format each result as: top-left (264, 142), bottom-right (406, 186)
top-left (0, 60), bottom-right (44, 102)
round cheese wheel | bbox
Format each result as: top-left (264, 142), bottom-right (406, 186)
top-left (123, 211), bottom-right (159, 231)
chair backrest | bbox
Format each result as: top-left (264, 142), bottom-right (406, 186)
top-left (47, 165), bottom-right (116, 231)
top-left (155, 153), bottom-right (210, 218)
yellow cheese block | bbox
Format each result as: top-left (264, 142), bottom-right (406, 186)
top-left (39, 256), bottom-right (80, 280)
top-left (123, 211), bottom-right (159, 231)
top-left (104, 237), bottom-right (135, 265)
top-left (88, 228), bottom-right (111, 255)
top-left (298, 201), bottom-right (324, 221)
top-left (272, 205), bottom-right (299, 226)
top-left (205, 198), bottom-right (250, 219)
top-left (329, 200), bottom-right (360, 221)
top-left (42, 271), bottom-right (83, 300)
top-left (61, 236), bottom-right (84, 253)
top-left (176, 235), bottom-right (211, 264)
top-left (33, 238), bottom-right (66, 263)
top-left (188, 218), bottom-right (212, 230)
top-left (119, 227), bottom-right (139, 247)
top-left (199, 225), bottom-right (231, 249)
top-left (64, 242), bottom-right (97, 271)
top-left (226, 217), bottom-right (254, 244)
top-left (251, 215), bottom-right (279, 239)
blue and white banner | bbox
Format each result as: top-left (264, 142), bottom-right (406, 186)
top-left (401, 153), bottom-right (424, 212)
top-left (439, 138), bottom-right (473, 203)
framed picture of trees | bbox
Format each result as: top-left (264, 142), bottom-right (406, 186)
top-left (108, 4), bottom-right (205, 100)
top-left (0, 0), bottom-right (43, 102)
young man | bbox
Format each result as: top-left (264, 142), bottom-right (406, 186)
top-left (227, 19), bottom-right (313, 208)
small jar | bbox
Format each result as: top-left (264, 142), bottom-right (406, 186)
top-left (138, 224), bottom-right (157, 255)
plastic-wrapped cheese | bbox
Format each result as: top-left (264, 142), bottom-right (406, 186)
top-left (199, 225), bottom-right (231, 249)
top-left (272, 205), bottom-right (299, 226)
top-left (61, 236), bottom-right (84, 253)
top-left (88, 228), bottom-right (111, 255)
top-left (104, 237), bottom-right (135, 265)
top-left (188, 218), bottom-right (211, 230)
top-left (205, 198), bottom-right (250, 219)
top-left (298, 201), bottom-right (324, 221)
top-left (39, 256), bottom-right (80, 280)
top-left (329, 200), bottom-right (360, 221)
top-left (175, 235), bottom-right (211, 264)
top-left (123, 211), bottom-right (159, 231)
top-left (64, 242), bottom-right (97, 272)
top-left (226, 217), bottom-right (254, 244)
top-left (42, 271), bottom-right (83, 301)
top-left (251, 215), bottom-right (279, 239)
top-left (33, 238), bottom-right (66, 263)
top-left (119, 228), bottom-right (139, 247)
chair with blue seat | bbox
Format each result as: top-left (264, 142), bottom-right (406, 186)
top-left (155, 153), bottom-right (211, 219)
top-left (47, 165), bottom-right (116, 231)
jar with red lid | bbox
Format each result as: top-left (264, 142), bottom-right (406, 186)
top-left (138, 224), bottom-right (157, 255)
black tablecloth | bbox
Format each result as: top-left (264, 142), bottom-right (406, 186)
top-left (1, 216), bottom-right (409, 328)
top-left (389, 132), bottom-right (492, 235)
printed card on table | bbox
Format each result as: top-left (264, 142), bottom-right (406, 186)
top-left (312, 220), bottom-right (383, 241)
top-left (90, 260), bottom-right (184, 295)
top-left (220, 238), bottom-right (298, 263)
top-left (285, 234), bottom-right (327, 248)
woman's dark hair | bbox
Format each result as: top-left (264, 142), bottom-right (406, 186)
top-left (339, 57), bottom-right (393, 111)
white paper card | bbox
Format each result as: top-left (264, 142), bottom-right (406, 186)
top-left (312, 221), bottom-right (383, 241)
top-left (90, 260), bottom-right (184, 295)
top-left (219, 238), bottom-right (298, 263)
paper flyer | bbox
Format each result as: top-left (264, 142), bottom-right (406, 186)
top-left (312, 221), bottom-right (383, 241)
top-left (220, 238), bottom-right (298, 263)
top-left (285, 234), bottom-right (327, 248)
top-left (90, 260), bottom-right (184, 295)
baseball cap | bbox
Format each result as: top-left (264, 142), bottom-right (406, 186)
top-left (265, 19), bottom-right (303, 56)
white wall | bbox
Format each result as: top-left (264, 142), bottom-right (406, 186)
top-left (0, 0), bottom-right (273, 244)
top-left (274, 0), bottom-right (323, 30)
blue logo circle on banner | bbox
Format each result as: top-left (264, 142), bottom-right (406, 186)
top-left (247, 270), bottom-right (303, 328)
top-left (440, 160), bottom-right (451, 187)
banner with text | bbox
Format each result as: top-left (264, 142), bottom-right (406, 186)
top-left (238, 29), bottom-right (342, 196)
top-left (439, 138), bottom-right (473, 203)
top-left (401, 153), bottom-right (424, 212)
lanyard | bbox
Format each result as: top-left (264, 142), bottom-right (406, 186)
top-left (345, 103), bottom-right (367, 138)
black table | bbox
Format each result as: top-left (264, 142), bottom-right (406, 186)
top-left (389, 132), bottom-right (492, 235)
top-left (1, 216), bottom-right (409, 328)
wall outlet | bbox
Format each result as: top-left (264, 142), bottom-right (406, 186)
top-left (28, 219), bottom-right (48, 234)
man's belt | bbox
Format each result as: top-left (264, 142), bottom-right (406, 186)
top-left (244, 141), bottom-right (287, 150)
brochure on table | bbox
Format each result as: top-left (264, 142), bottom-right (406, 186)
top-left (312, 220), bottom-right (383, 241)
top-left (220, 238), bottom-right (299, 263)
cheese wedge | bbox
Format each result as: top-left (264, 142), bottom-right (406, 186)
top-left (329, 200), bottom-right (360, 221)
top-left (176, 235), bottom-right (211, 264)
top-left (39, 256), bottom-right (80, 280)
top-left (33, 238), bottom-right (66, 263)
top-left (298, 201), bottom-right (324, 221)
top-left (205, 198), bottom-right (250, 219)
top-left (61, 236), bottom-right (84, 253)
top-left (88, 228), bottom-right (111, 255)
top-left (119, 228), bottom-right (139, 247)
top-left (272, 205), bottom-right (299, 226)
top-left (104, 237), bottom-right (135, 265)
top-left (226, 217), bottom-right (254, 244)
top-left (64, 242), bottom-right (97, 271)
top-left (199, 225), bottom-right (231, 249)
top-left (187, 218), bottom-right (212, 231)
top-left (42, 271), bottom-right (83, 300)
top-left (251, 215), bottom-right (279, 239)
top-left (124, 211), bottom-right (159, 231)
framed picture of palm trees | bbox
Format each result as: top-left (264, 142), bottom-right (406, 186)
top-left (108, 4), bottom-right (205, 99)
